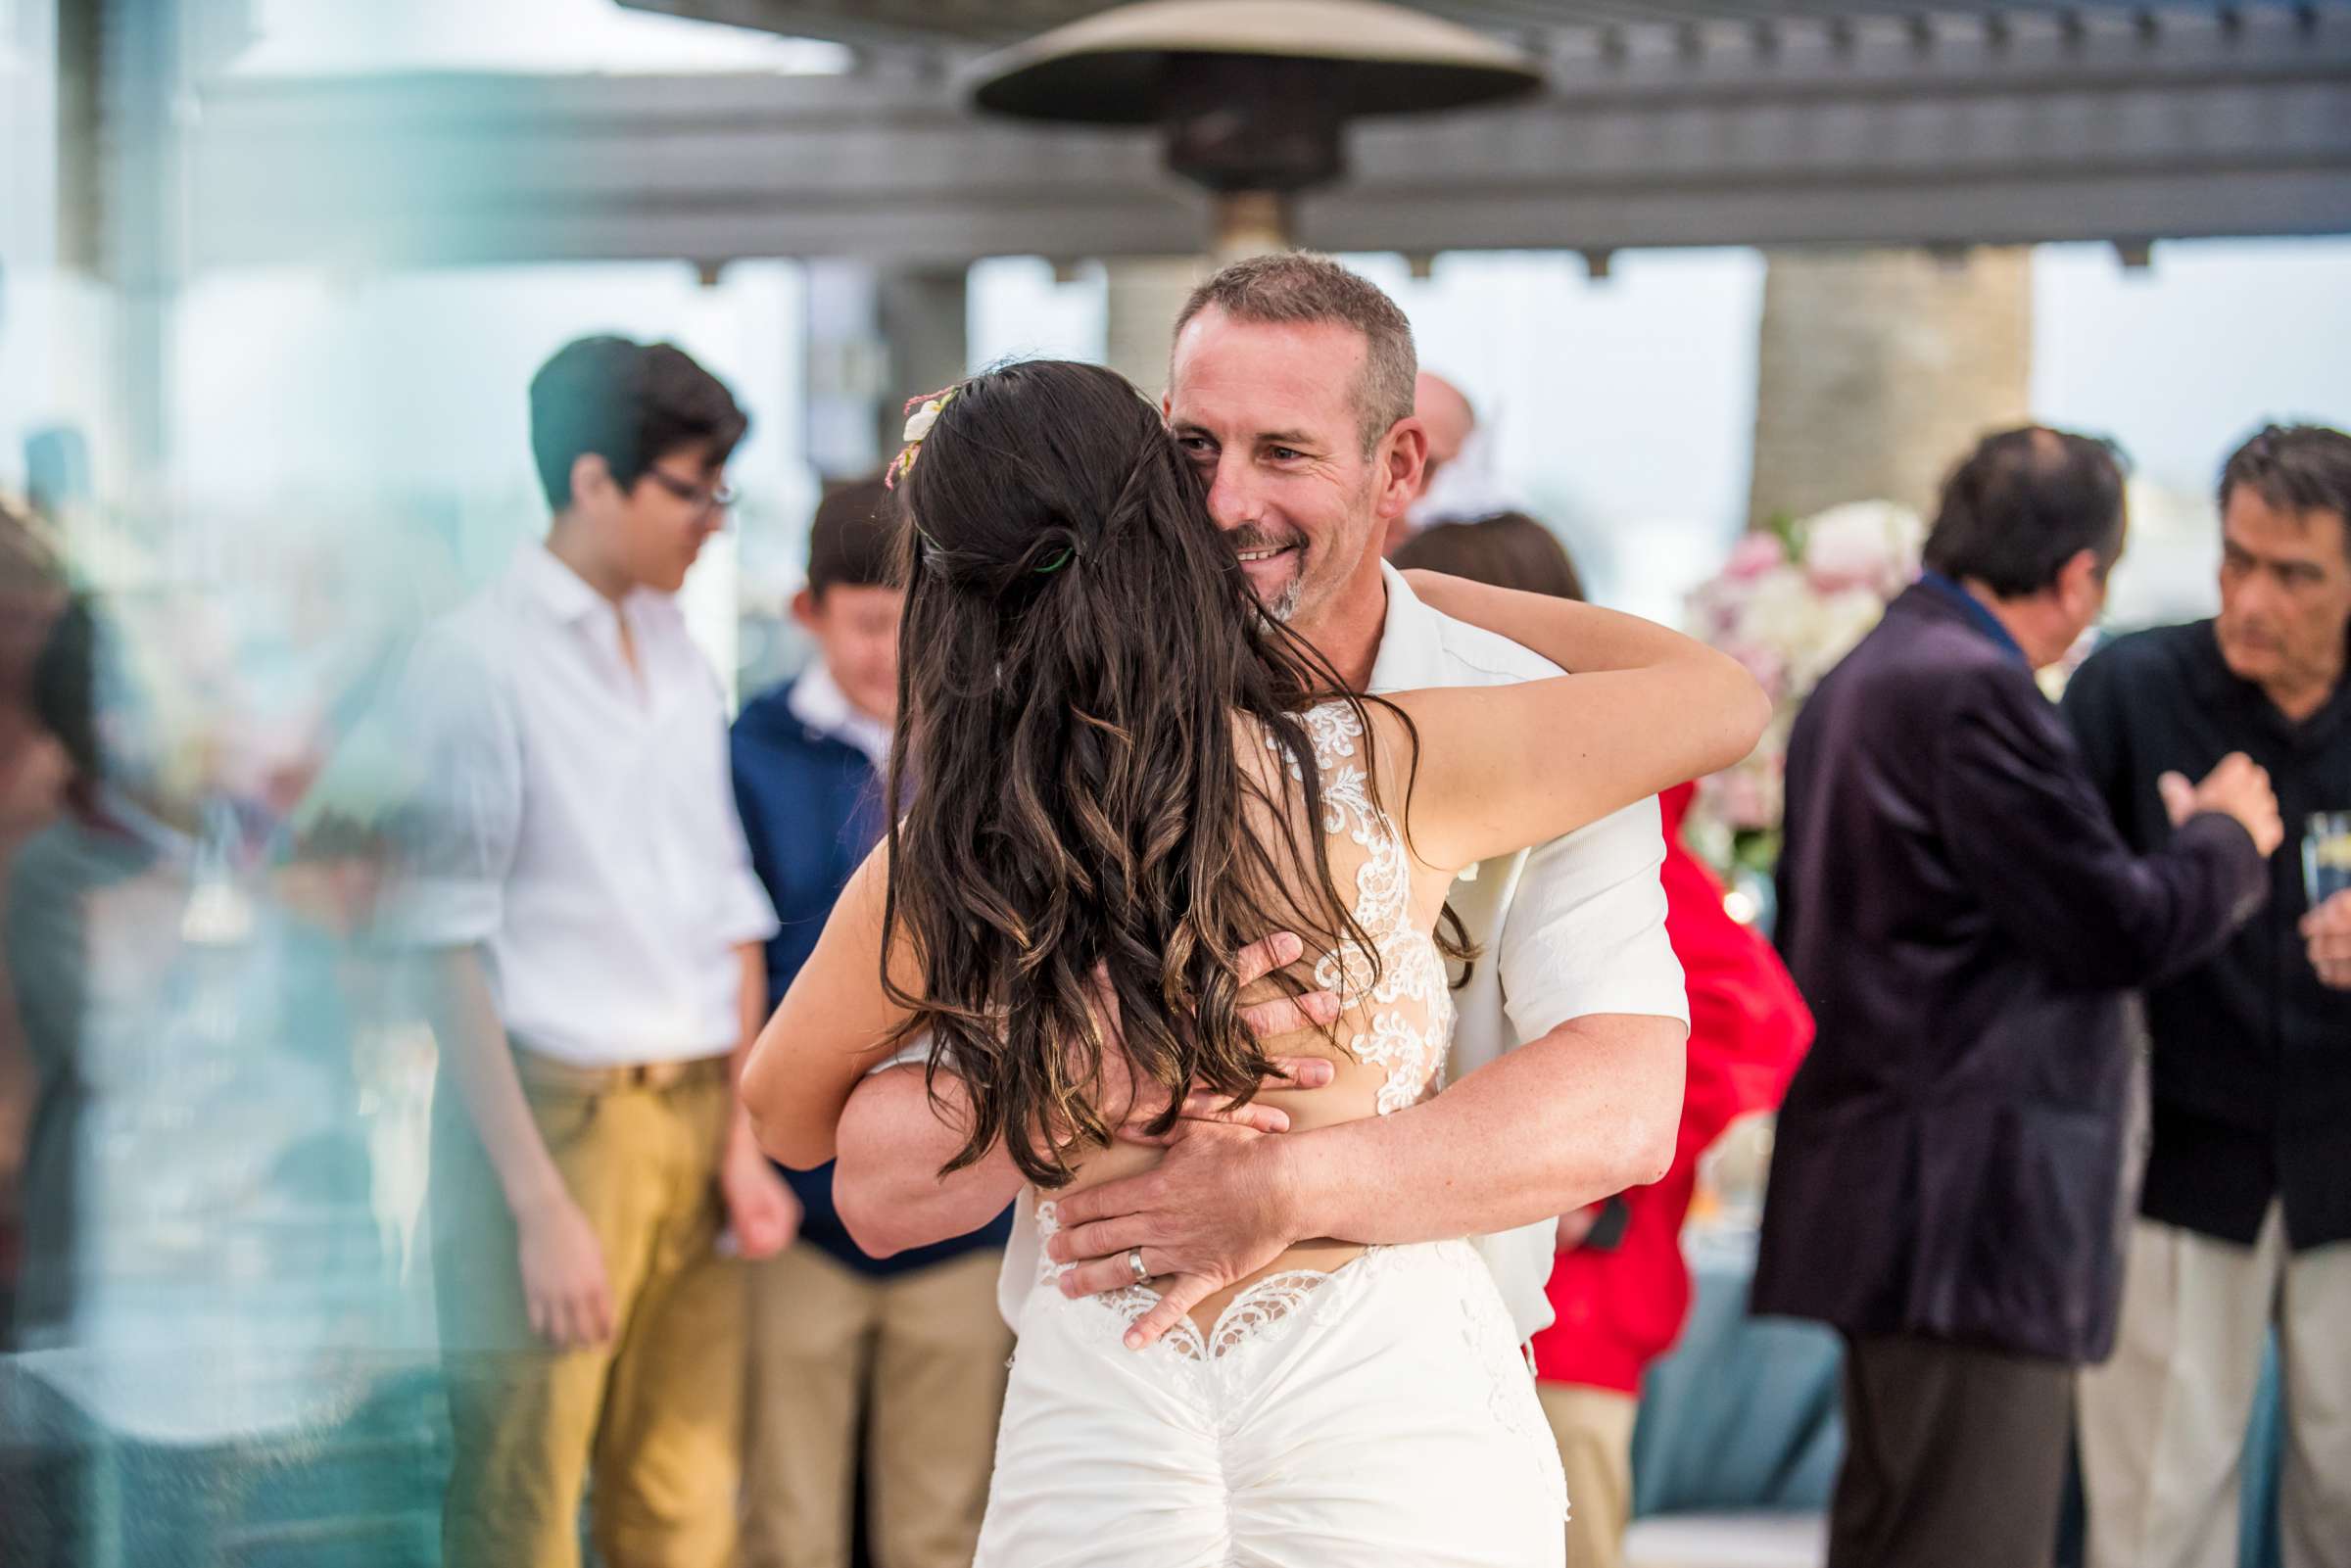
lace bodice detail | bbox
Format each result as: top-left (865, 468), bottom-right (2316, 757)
top-left (1270, 700), bottom-right (1455, 1117)
top-left (1025, 703), bottom-right (1460, 1367)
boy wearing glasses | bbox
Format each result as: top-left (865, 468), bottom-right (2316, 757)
top-left (398, 335), bottom-right (792, 1568)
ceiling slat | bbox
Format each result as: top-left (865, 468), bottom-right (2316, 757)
top-left (618, 0), bottom-right (2336, 51)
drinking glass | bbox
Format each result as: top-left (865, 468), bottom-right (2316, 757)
top-left (2302, 812), bottom-right (2351, 910)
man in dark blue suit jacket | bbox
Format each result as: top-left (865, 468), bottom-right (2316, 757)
top-left (732, 476), bottom-right (1013, 1568)
top-left (1752, 429), bottom-right (2280, 1568)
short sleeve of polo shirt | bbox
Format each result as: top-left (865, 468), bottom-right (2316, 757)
top-left (1496, 793), bottom-right (1689, 1043)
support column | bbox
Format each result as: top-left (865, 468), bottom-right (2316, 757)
top-left (875, 265), bottom-right (969, 460)
top-left (1102, 257), bottom-right (1205, 403)
top-left (801, 260), bottom-right (887, 481)
top-left (1746, 247), bottom-right (2033, 528)
top-left (800, 261), bottom-right (969, 482)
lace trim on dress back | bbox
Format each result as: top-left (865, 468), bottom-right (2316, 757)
top-left (1035, 1201), bottom-right (1343, 1363)
top-left (1027, 704), bottom-right (1458, 1364)
top-left (1268, 701), bottom-right (1455, 1117)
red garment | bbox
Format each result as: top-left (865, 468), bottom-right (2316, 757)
top-left (1530, 782), bottom-right (1813, 1393)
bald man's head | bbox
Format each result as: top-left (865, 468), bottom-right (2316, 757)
top-left (1414, 372), bottom-right (1475, 495)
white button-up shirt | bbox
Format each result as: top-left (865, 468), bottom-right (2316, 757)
top-left (1365, 563), bottom-right (1688, 1337)
top-left (390, 542), bottom-right (779, 1067)
top-left (985, 564), bottom-right (1691, 1338)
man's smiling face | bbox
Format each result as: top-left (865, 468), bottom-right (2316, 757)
top-left (1165, 307), bottom-right (1392, 631)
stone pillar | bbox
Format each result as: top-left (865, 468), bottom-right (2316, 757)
top-left (801, 261), bottom-right (888, 480)
top-left (1211, 192), bottom-right (1291, 265)
top-left (875, 265), bottom-right (970, 458)
top-left (800, 261), bottom-right (969, 482)
top-left (1746, 247), bottom-right (2034, 528)
top-left (1103, 257), bottom-right (1206, 402)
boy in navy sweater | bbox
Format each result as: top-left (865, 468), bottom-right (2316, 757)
top-left (732, 476), bottom-right (1013, 1568)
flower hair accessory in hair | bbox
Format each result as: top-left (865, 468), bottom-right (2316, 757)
top-left (885, 384), bottom-right (959, 490)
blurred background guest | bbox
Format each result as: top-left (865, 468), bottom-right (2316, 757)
top-left (393, 335), bottom-right (787, 1568)
top-left (2, 580), bottom-right (400, 1560)
top-left (2067, 423), bottom-right (2351, 1568)
top-left (1753, 427), bottom-right (2281, 1568)
top-left (0, 496), bottom-right (64, 1343)
top-left (1393, 370), bottom-right (1513, 552)
top-left (1395, 511), bottom-right (1585, 601)
top-left (731, 475), bottom-right (1012, 1568)
top-left (3, 594), bottom-right (105, 1353)
top-left (1397, 511), bottom-right (1813, 1568)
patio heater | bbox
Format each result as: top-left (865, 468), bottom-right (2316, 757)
top-left (970, 0), bottom-right (1542, 260)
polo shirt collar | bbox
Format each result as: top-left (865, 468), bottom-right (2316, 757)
top-left (1366, 561), bottom-right (1443, 695)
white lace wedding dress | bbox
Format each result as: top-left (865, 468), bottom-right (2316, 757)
top-left (974, 703), bottom-right (1568, 1567)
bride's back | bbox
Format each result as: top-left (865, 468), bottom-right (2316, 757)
top-left (1053, 698), bottom-right (1461, 1338)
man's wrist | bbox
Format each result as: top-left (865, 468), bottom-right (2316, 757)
top-left (503, 1166), bottom-right (572, 1223)
top-left (1256, 1128), bottom-right (1320, 1243)
top-left (508, 1187), bottom-right (568, 1227)
top-left (725, 1107), bottom-right (767, 1164)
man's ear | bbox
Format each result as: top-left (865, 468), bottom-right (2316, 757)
top-left (1376, 417), bottom-right (1429, 521)
top-left (568, 452), bottom-right (614, 510)
top-left (791, 587), bottom-right (820, 632)
top-left (2057, 546), bottom-right (2106, 608)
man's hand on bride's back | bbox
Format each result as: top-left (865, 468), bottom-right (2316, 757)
top-left (1044, 1120), bottom-right (1298, 1350)
top-left (1048, 930), bottom-right (1339, 1349)
top-left (1088, 930), bottom-right (1342, 1143)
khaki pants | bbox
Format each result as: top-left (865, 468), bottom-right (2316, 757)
top-left (433, 1056), bottom-right (745, 1568)
top-left (742, 1243), bottom-right (1010, 1568)
top-left (2079, 1205), bottom-right (2351, 1568)
top-left (1537, 1383), bottom-right (1637, 1568)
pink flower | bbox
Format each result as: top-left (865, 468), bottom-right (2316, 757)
top-left (1723, 531), bottom-right (1787, 581)
top-left (1715, 767), bottom-right (1776, 832)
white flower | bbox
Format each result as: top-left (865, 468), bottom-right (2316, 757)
top-left (1787, 588), bottom-right (1893, 696)
top-left (1802, 499), bottom-right (1925, 594)
top-left (901, 400), bottom-right (944, 444)
top-left (1731, 565), bottom-right (1819, 659)
top-left (1683, 499), bottom-right (1924, 841)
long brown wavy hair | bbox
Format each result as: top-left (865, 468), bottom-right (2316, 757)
top-left (883, 358), bottom-right (1448, 1188)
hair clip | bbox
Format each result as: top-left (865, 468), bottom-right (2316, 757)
top-left (885, 384), bottom-right (959, 491)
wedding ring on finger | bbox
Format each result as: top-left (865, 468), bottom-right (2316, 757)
top-left (1126, 1247), bottom-right (1149, 1285)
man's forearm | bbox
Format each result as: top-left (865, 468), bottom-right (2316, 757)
top-left (833, 1064), bottom-right (1023, 1257)
top-left (727, 942), bottom-right (766, 1155)
top-left (1277, 1015), bottom-right (1686, 1245)
top-left (429, 946), bottom-right (567, 1218)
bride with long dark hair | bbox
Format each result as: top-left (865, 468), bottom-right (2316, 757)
top-left (743, 357), bottom-right (1765, 1566)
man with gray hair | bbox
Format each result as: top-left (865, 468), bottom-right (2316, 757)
top-left (829, 249), bottom-right (1690, 1394)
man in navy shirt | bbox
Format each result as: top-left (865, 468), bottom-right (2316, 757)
top-left (732, 477), bottom-right (1013, 1568)
top-left (2068, 425), bottom-right (2351, 1568)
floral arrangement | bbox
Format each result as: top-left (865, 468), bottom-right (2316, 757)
top-left (1684, 499), bottom-right (1927, 874)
